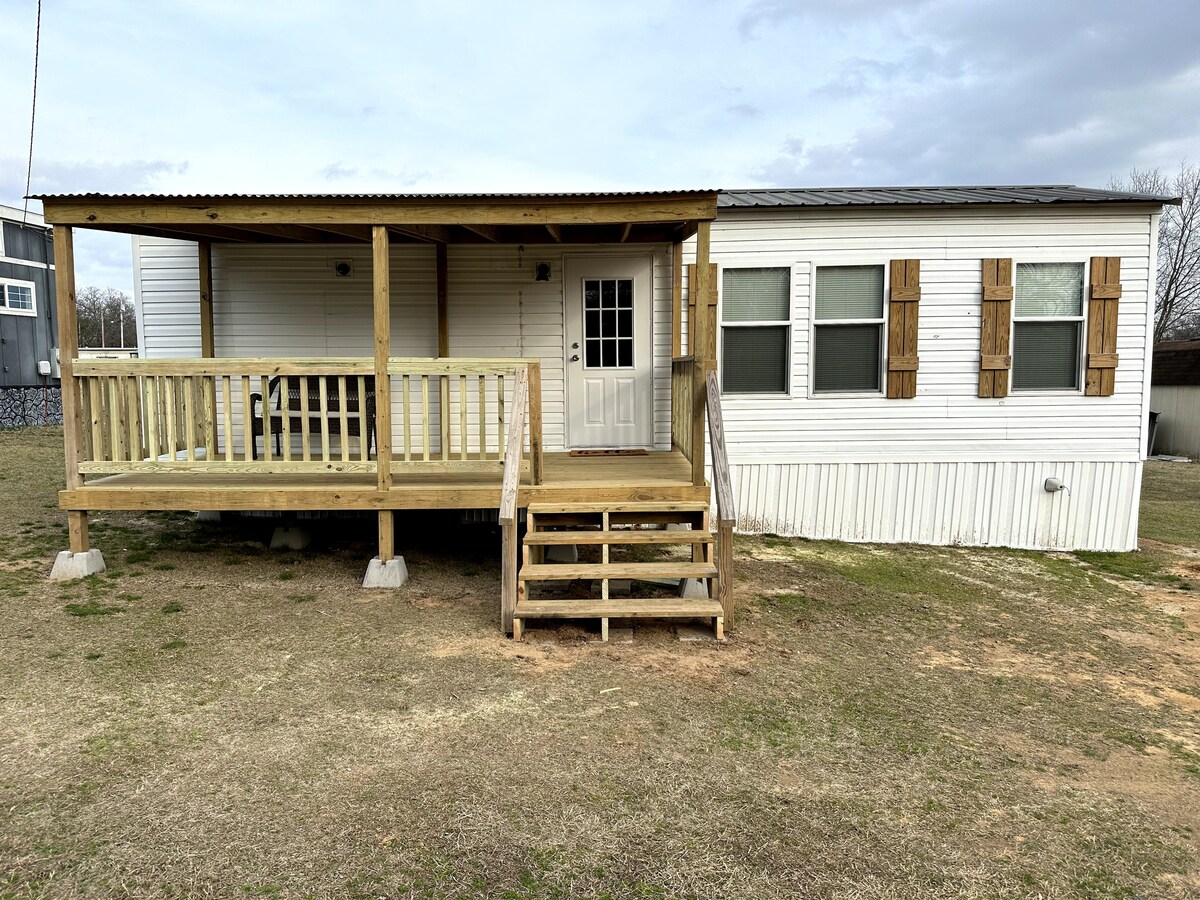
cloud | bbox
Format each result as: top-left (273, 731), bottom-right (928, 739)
top-left (726, 102), bottom-right (762, 119)
top-left (748, 0), bottom-right (1200, 187)
top-left (0, 158), bottom-right (188, 204)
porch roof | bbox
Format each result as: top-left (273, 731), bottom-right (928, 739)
top-left (32, 190), bottom-right (719, 246)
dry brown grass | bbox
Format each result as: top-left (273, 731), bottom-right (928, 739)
top-left (2, 431), bottom-right (1199, 898)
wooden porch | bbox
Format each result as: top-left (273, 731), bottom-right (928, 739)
top-left (58, 447), bottom-right (705, 512)
top-left (38, 189), bottom-right (734, 638)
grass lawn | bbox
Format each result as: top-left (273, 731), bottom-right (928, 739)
top-left (2, 426), bottom-right (1200, 898)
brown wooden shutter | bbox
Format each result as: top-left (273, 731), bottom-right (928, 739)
top-left (886, 259), bottom-right (921, 398)
top-left (979, 258), bottom-right (1013, 398)
top-left (1085, 256), bottom-right (1122, 396)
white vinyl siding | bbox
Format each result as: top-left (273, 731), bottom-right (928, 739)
top-left (684, 204), bottom-right (1159, 551)
top-left (132, 238), bottom-right (674, 454)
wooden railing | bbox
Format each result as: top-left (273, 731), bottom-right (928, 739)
top-left (72, 357), bottom-right (543, 481)
top-left (671, 356), bottom-right (694, 460)
top-left (706, 369), bottom-right (736, 625)
top-left (499, 367), bottom-right (529, 634)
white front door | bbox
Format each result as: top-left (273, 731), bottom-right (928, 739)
top-left (564, 256), bottom-right (654, 449)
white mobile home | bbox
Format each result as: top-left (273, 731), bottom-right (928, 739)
top-left (37, 186), bottom-right (1173, 636)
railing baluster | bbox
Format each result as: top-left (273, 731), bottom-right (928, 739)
top-left (183, 376), bottom-right (197, 462)
top-left (496, 374), bottom-right (506, 465)
top-left (279, 376), bottom-right (292, 462)
top-left (240, 375), bottom-right (252, 460)
top-left (318, 377), bottom-right (330, 461)
top-left (144, 377), bottom-right (159, 461)
top-left (402, 374), bottom-right (411, 461)
top-left (357, 375), bottom-right (368, 462)
top-left (87, 378), bottom-right (104, 461)
top-left (298, 375), bottom-right (311, 461)
top-left (163, 377), bottom-right (177, 459)
top-left (221, 376), bottom-right (234, 461)
top-left (422, 374), bottom-right (431, 461)
top-left (478, 374), bottom-right (487, 459)
top-left (108, 377), bottom-right (124, 462)
top-left (127, 376), bottom-right (142, 461)
top-left (260, 375), bottom-right (273, 463)
top-left (338, 375), bottom-right (350, 462)
top-left (203, 376), bottom-right (217, 459)
top-left (440, 374), bottom-right (450, 460)
top-left (459, 374), bottom-right (468, 461)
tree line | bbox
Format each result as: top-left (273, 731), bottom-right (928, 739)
top-left (1110, 161), bottom-right (1200, 344)
top-left (75, 286), bottom-right (137, 349)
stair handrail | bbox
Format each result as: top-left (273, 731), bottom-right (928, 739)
top-left (705, 369), bottom-right (735, 625)
top-left (705, 369), bottom-right (735, 527)
top-left (499, 366), bottom-right (530, 633)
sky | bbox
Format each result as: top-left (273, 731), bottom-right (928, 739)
top-left (1, 0), bottom-right (1198, 295)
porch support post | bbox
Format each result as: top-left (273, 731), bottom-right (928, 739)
top-left (436, 242), bottom-right (449, 356)
top-left (378, 510), bottom-right (394, 562)
top-left (55, 226), bottom-right (83, 491)
top-left (197, 241), bottom-right (219, 455)
top-left (691, 221), bottom-right (712, 486)
top-left (372, 226), bottom-right (392, 488)
top-left (49, 225), bottom-right (106, 581)
top-left (671, 239), bottom-right (683, 359)
top-left (437, 241), bottom-right (451, 454)
top-left (198, 241), bottom-right (215, 357)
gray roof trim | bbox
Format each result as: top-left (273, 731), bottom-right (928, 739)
top-left (718, 185), bottom-right (1180, 209)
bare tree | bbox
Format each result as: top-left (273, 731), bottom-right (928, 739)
top-left (1109, 162), bottom-right (1200, 342)
top-left (76, 286), bottom-right (137, 349)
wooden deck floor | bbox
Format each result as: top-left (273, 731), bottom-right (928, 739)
top-left (60, 451), bottom-right (707, 512)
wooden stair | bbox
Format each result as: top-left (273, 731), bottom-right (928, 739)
top-left (513, 500), bottom-right (724, 641)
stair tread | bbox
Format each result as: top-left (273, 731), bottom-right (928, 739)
top-left (527, 501), bottom-right (709, 514)
top-left (519, 562), bottom-right (717, 580)
top-left (525, 529), bottom-right (713, 545)
top-left (514, 598), bottom-right (723, 618)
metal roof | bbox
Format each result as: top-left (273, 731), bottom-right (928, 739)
top-left (1153, 341), bottom-right (1200, 386)
top-left (30, 185), bottom-right (1177, 207)
top-left (718, 185), bottom-right (1180, 208)
top-left (30, 189), bottom-right (716, 201)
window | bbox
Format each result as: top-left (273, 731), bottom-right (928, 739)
top-left (1012, 262), bottom-right (1084, 391)
top-left (0, 280), bottom-right (35, 316)
top-left (720, 267), bottom-right (791, 394)
top-left (583, 278), bottom-right (634, 368)
top-left (813, 265), bottom-right (884, 393)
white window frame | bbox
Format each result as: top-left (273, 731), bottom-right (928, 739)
top-left (717, 263), bottom-right (794, 398)
top-left (0, 278), bottom-right (37, 318)
top-left (1010, 259), bottom-right (1088, 395)
top-left (808, 261), bottom-right (889, 398)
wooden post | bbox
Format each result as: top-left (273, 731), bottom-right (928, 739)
top-left (691, 221), bottom-right (712, 486)
top-left (436, 242), bottom-right (449, 356)
top-left (436, 242), bottom-right (451, 457)
top-left (372, 226), bottom-right (392, 489)
top-left (198, 241), bottom-right (215, 357)
top-left (68, 510), bottom-right (89, 554)
top-left (198, 241), bottom-right (219, 455)
top-left (527, 360), bottom-right (543, 484)
top-left (671, 239), bottom-right (683, 359)
top-left (378, 510), bottom-right (394, 562)
top-left (54, 226), bottom-right (84, 491)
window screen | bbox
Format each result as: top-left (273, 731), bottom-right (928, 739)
top-left (812, 265), bottom-right (884, 393)
top-left (1012, 263), bottom-right (1084, 391)
top-left (721, 267), bottom-right (790, 394)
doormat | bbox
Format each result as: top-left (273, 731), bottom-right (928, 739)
top-left (569, 449), bottom-right (649, 457)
